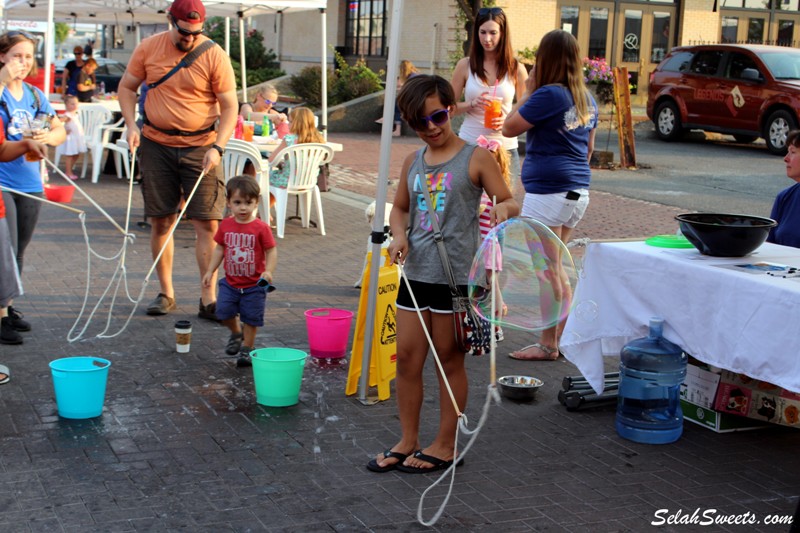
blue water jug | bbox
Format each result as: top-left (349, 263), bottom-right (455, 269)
top-left (616, 317), bottom-right (687, 444)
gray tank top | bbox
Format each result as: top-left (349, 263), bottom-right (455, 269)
top-left (403, 143), bottom-right (482, 285)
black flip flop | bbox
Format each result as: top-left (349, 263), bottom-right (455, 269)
top-left (366, 449), bottom-right (408, 473)
top-left (395, 450), bottom-right (464, 474)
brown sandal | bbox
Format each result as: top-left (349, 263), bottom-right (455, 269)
top-left (509, 343), bottom-right (559, 361)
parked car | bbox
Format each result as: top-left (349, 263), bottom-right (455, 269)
top-left (54, 58), bottom-right (126, 94)
top-left (647, 44), bottom-right (800, 155)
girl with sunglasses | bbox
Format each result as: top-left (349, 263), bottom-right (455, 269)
top-left (502, 29), bottom-right (598, 361)
top-left (239, 84), bottom-right (287, 128)
top-left (367, 75), bottom-right (518, 474)
top-left (451, 6), bottom-right (527, 181)
top-left (0, 31), bottom-right (66, 336)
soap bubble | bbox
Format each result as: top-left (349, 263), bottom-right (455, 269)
top-left (468, 217), bottom-right (578, 332)
top-left (574, 300), bottom-right (599, 323)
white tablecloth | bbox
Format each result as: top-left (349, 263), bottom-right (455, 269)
top-left (560, 241), bottom-right (800, 394)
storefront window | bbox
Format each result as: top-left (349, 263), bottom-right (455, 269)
top-left (722, 17), bottom-right (739, 43)
top-left (748, 18), bottom-right (765, 43)
top-left (344, 0), bottom-right (386, 57)
top-left (561, 6), bottom-right (579, 37)
top-left (623, 10), bottom-right (642, 63)
top-left (778, 20), bottom-right (795, 46)
top-left (650, 12), bottom-right (671, 63)
top-left (726, 0), bottom-right (799, 8)
top-left (588, 7), bottom-right (609, 59)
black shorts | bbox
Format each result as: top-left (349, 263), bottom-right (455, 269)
top-left (396, 279), bottom-right (467, 314)
top-left (139, 136), bottom-right (225, 220)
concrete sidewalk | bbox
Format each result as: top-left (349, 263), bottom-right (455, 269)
top-left (0, 133), bottom-right (797, 532)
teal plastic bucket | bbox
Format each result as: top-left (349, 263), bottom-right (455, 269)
top-left (251, 348), bottom-right (307, 407)
top-left (49, 357), bottom-right (111, 419)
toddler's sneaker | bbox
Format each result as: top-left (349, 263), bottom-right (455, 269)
top-left (226, 332), bottom-right (243, 355)
top-left (236, 346), bottom-right (253, 368)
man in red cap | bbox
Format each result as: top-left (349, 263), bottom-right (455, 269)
top-left (118, 0), bottom-right (237, 319)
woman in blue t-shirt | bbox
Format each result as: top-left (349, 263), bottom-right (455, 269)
top-left (0, 30), bottom-right (66, 333)
top-left (767, 130), bottom-right (800, 248)
top-left (502, 29), bottom-right (597, 361)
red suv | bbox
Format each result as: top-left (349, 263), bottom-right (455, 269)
top-left (647, 44), bottom-right (800, 155)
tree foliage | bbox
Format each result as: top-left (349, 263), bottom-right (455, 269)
top-left (205, 17), bottom-right (284, 87)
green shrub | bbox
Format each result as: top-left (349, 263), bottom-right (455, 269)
top-left (288, 49), bottom-right (384, 108)
top-left (289, 65), bottom-right (335, 108)
top-left (331, 50), bottom-right (384, 105)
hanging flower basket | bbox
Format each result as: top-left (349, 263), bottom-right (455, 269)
top-left (584, 57), bottom-right (615, 107)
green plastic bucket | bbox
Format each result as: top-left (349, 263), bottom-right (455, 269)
top-left (49, 357), bottom-right (111, 419)
top-left (251, 348), bottom-right (307, 407)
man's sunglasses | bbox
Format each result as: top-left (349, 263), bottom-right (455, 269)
top-left (478, 7), bottom-right (504, 16)
top-left (174, 23), bottom-right (204, 37)
top-left (409, 108), bottom-right (449, 131)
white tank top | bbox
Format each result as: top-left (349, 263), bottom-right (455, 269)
top-left (458, 70), bottom-right (518, 151)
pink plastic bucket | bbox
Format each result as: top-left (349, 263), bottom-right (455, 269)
top-left (304, 308), bottom-right (354, 359)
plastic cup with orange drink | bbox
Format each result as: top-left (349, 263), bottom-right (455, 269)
top-left (242, 121), bottom-right (255, 142)
top-left (22, 118), bottom-right (46, 161)
top-left (483, 96), bottom-right (503, 129)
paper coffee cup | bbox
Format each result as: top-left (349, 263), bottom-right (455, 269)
top-left (175, 320), bottom-right (192, 353)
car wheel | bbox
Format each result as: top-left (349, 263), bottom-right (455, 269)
top-left (733, 134), bottom-right (758, 144)
top-left (764, 110), bottom-right (797, 155)
top-left (654, 101), bottom-right (683, 141)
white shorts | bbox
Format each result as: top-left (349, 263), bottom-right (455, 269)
top-left (521, 189), bottom-right (589, 228)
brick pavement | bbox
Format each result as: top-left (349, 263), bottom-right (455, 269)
top-left (0, 134), bottom-right (797, 532)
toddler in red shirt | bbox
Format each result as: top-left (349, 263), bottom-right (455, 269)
top-left (203, 176), bottom-right (277, 367)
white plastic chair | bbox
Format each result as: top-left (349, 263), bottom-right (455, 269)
top-left (222, 139), bottom-right (271, 223)
top-left (268, 143), bottom-right (334, 238)
top-left (54, 104), bottom-right (113, 183)
top-left (99, 117), bottom-right (131, 181)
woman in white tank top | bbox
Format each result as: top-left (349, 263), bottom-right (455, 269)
top-left (450, 6), bottom-right (527, 179)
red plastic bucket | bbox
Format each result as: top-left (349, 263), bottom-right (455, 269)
top-left (304, 308), bottom-right (354, 359)
top-left (44, 184), bottom-right (75, 203)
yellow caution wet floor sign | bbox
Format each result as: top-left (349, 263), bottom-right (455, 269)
top-left (346, 250), bottom-right (398, 401)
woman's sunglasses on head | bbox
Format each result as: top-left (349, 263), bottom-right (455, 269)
top-left (7, 30), bottom-right (35, 40)
top-left (410, 109), bottom-right (449, 131)
top-left (478, 7), bottom-right (504, 16)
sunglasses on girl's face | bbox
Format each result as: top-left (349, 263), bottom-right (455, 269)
top-left (409, 108), bottom-right (449, 131)
top-left (262, 97), bottom-right (275, 106)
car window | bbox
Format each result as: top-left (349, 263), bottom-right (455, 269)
top-left (725, 53), bottom-right (760, 80)
top-left (689, 50), bottom-right (723, 75)
top-left (96, 65), bottom-right (110, 76)
top-left (759, 51), bottom-right (800, 79)
top-left (106, 63), bottom-right (127, 76)
top-left (660, 51), bottom-right (694, 73)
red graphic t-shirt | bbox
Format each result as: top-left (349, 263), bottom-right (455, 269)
top-left (213, 217), bottom-right (276, 288)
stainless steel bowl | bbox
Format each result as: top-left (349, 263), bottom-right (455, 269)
top-left (498, 375), bottom-right (544, 402)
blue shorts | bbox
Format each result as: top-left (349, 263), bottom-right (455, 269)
top-left (216, 278), bottom-right (268, 326)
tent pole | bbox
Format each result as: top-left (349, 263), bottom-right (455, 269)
top-left (224, 17), bottom-right (230, 55)
top-left (320, 8), bottom-right (328, 141)
top-left (44, 0), bottom-right (54, 98)
top-left (358, 0), bottom-right (404, 403)
top-left (238, 12), bottom-right (247, 102)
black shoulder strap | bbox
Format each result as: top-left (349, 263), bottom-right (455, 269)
top-left (148, 39), bottom-right (217, 90)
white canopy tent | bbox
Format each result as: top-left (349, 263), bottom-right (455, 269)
top-left (1, 0), bottom-right (330, 134)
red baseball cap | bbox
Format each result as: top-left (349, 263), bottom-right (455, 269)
top-left (169, 0), bottom-right (206, 23)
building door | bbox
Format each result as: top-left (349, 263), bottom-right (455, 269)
top-left (559, 2), bottom-right (614, 61)
top-left (616, 5), bottom-right (675, 103)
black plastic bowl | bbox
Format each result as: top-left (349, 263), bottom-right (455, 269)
top-left (675, 213), bottom-right (777, 257)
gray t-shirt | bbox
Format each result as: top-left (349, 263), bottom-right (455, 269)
top-left (403, 143), bottom-right (483, 285)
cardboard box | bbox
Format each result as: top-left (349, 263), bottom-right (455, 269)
top-left (714, 371), bottom-right (800, 428)
top-left (680, 364), bottom-right (767, 432)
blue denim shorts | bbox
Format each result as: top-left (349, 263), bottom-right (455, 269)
top-left (216, 278), bottom-right (268, 326)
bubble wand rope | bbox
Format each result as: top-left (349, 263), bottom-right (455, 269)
top-left (397, 228), bottom-right (502, 526)
top-left (0, 185), bottom-right (85, 215)
top-left (44, 158), bottom-right (131, 237)
top-left (94, 166), bottom-right (209, 340)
